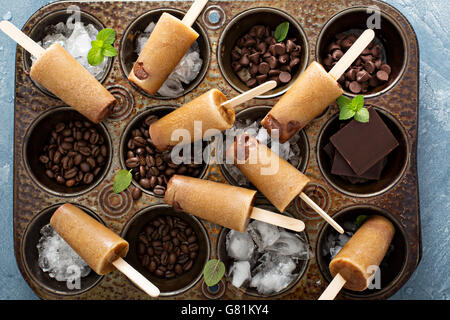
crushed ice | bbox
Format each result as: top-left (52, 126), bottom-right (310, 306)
top-left (226, 220), bottom-right (311, 295)
top-left (31, 20), bottom-right (109, 79)
top-left (136, 22), bottom-right (203, 98)
top-left (37, 224), bottom-right (91, 282)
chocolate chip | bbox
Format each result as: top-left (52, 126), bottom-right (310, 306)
top-left (376, 70), bottom-right (389, 81)
top-left (134, 61), bottom-right (149, 80)
top-left (279, 71), bottom-right (292, 83)
top-left (349, 81), bottom-right (362, 93)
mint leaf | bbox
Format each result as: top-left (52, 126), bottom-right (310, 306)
top-left (91, 40), bottom-right (104, 48)
top-left (354, 107), bottom-right (370, 123)
top-left (87, 46), bottom-right (104, 66)
top-left (113, 169), bottom-right (133, 193)
top-left (274, 22), bottom-right (289, 42)
top-left (356, 215), bottom-right (369, 227)
top-left (351, 95), bottom-right (365, 111)
top-left (336, 95), bottom-right (352, 109)
top-left (339, 105), bottom-right (356, 120)
top-left (102, 44), bottom-right (118, 57)
top-left (97, 28), bottom-right (116, 45)
top-left (203, 259), bottom-right (225, 287)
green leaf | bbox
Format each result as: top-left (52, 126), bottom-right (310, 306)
top-left (102, 44), bottom-right (118, 57)
top-left (336, 95), bottom-right (352, 110)
top-left (97, 28), bottom-right (116, 45)
top-left (354, 107), bottom-right (370, 123)
top-left (351, 95), bottom-right (365, 111)
top-left (203, 259), bottom-right (226, 287)
top-left (91, 40), bottom-right (104, 48)
top-left (356, 215), bottom-right (369, 228)
top-left (274, 22), bottom-right (289, 42)
top-left (87, 46), bottom-right (104, 66)
top-left (113, 169), bottom-right (133, 193)
top-left (339, 105), bottom-right (356, 120)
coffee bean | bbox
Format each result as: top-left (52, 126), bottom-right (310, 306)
top-left (132, 187), bottom-right (142, 200)
top-left (148, 261), bottom-right (157, 273)
top-left (183, 260), bottom-right (193, 271)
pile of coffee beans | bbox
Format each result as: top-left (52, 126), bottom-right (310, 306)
top-left (124, 114), bottom-right (205, 196)
top-left (137, 215), bottom-right (199, 279)
top-left (231, 24), bottom-right (302, 88)
top-left (323, 31), bottom-right (392, 94)
top-left (39, 120), bottom-right (108, 188)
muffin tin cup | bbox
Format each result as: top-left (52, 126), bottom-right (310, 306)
top-left (22, 8), bottom-right (113, 98)
top-left (119, 8), bottom-right (211, 100)
top-left (217, 7), bottom-right (309, 98)
top-left (315, 205), bottom-right (409, 299)
top-left (316, 106), bottom-right (409, 198)
top-left (13, 0), bottom-right (420, 300)
top-left (21, 204), bottom-right (105, 296)
top-left (121, 204), bottom-right (211, 296)
top-left (216, 204), bottom-right (310, 298)
top-left (23, 106), bottom-right (113, 197)
top-left (316, 6), bottom-right (408, 98)
top-left (119, 106), bottom-right (210, 198)
top-left (219, 105), bottom-right (310, 198)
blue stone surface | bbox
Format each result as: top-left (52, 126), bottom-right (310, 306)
top-left (0, 0), bottom-right (448, 300)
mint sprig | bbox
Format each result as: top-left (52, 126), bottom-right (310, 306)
top-left (274, 22), bottom-right (289, 42)
top-left (336, 95), bottom-right (369, 123)
top-left (113, 169), bottom-right (133, 193)
top-left (88, 28), bottom-right (118, 66)
top-left (203, 259), bottom-right (226, 287)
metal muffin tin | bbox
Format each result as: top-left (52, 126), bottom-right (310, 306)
top-left (13, 0), bottom-right (420, 300)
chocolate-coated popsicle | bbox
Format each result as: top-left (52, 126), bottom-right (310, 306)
top-left (165, 175), bottom-right (305, 232)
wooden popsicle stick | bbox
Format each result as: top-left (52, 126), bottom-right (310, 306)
top-left (328, 29), bottom-right (375, 80)
top-left (0, 20), bottom-right (45, 58)
top-left (250, 206), bottom-right (305, 232)
top-left (112, 257), bottom-right (160, 297)
top-left (299, 192), bottom-right (344, 234)
top-left (181, 0), bottom-right (209, 28)
top-left (221, 80), bottom-right (277, 109)
top-left (318, 273), bottom-right (346, 300)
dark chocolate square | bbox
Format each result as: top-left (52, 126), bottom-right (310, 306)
top-left (330, 107), bottom-right (399, 175)
top-left (331, 149), bottom-right (385, 180)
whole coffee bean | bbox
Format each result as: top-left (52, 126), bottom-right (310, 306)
top-left (132, 187), bottom-right (142, 200)
top-left (45, 170), bottom-right (54, 179)
top-left (137, 243), bottom-right (146, 255)
top-left (126, 157), bottom-right (140, 168)
top-left (141, 255), bottom-right (150, 268)
top-left (80, 162), bottom-right (90, 173)
top-left (153, 185), bottom-right (166, 195)
top-left (188, 243), bottom-right (199, 252)
top-left (65, 179), bottom-right (76, 187)
top-left (83, 173), bottom-right (94, 184)
top-left (183, 260), bottom-right (193, 271)
top-left (154, 268), bottom-right (164, 277)
top-left (175, 264), bottom-right (183, 275)
top-left (148, 261), bottom-right (157, 273)
top-left (187, 235), bottom-right (197, 243)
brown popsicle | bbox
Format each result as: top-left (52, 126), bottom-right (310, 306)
top-left (165, 175), bottom-right (305, 232)
top-left (50, 203), bottom-right (160, 297)
top-left (226, 133), bottom-right (343, 233)
top-left (262, 29), bottom-right (375, 143)
top-left (30, 44), bottom-right (116, 123)
top-left (319, 215), bottom-right (395, 299)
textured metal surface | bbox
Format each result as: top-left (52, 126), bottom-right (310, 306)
top-left (13, 0), bottom-right (420, 300)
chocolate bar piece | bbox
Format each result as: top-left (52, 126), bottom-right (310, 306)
top-left (330, 107), bottom-right (399, 175)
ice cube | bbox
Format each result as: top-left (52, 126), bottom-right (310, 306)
top-left (229, 261), bottom-right (251, 288)
top-left (330, 245), bottom-right (342, 259)
top-left (144, 22), bottom-right (156, 33)
top-left (255, 127), bottom-right (269, 146)
top-left (250, 253), bottom-right (297, 295)
top-left (226, 230), bottom-right (255, 261)
top-left (247, 220), bottom-right (280, 251)
top-left (173, 51), bottom-right (202, 84)
top-left (85, 24), bottom-right (99, 40)
top-left (157, 77), bottom-right (185, 98)
top-left (224, 163), bottom-right (249, 186)
top-left (266, 230), bottom-right (311, 260)
top-left (37, 224), bottom-right (91, 282)
top-left (66, 22), bottom-right (92, 58)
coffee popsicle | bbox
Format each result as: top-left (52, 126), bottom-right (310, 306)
top-left (165, 175), bottom-right (305, 232)
top-left (50, 203), bottom-right (160, 297)
top-left (128, 0), bottom-right (209, 95)
top-left (319, 215), bottom-right (395, 299)
top-left (0, 21), bottom-right (116, 123)
top-left (150, 81), bottom-right (276, 151)
top-left (226, 133), bottom-right (343, 234)
top-left (262, 29), bottom-right (375, 143)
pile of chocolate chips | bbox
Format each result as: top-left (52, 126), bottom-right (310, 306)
top-left (323, 31), bottom-right (392, 94)
top-left (231, 24), bottom-right (302, 88)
